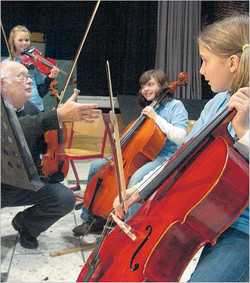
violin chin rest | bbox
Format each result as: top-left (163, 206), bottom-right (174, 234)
top-left (21, 46), bottom-right (35, 55)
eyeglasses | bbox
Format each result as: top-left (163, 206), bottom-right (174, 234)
top-left (2, 74), bottom-right (32, 82)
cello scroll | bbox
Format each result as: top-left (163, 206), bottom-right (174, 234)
top-left (169, 72), bottom-right (188, 92)
top-left (151, 72), bottom-right (189, 108)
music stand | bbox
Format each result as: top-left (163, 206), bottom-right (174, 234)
top-left (1, 97), bottom-right (43, 191)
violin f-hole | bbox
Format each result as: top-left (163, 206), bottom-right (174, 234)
top-left (130, 225), bottom-right (152, 271)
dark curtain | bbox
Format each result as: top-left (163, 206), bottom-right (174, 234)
top-left (1, 1), bottom-right (158, 97)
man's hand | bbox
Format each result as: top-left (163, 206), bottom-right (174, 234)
top-left (57, 89), bottom-right (102, 123)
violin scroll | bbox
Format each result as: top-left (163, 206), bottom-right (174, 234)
top-left (49, 80), bottom-right (60, 102)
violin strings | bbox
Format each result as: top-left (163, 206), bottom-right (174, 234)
top-left (38, 56), bottom-right (55, 68)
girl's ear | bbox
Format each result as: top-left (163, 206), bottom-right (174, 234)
top-left (229, 55), bottom-right (240, 73)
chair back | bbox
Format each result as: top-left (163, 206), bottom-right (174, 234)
top-left (186, 120), bottom-right (196, 135)
top-left (66, 114), bottom-right (108, 155)
top-left (73, 115), bottom-right (106, 137)
top-left (64, 115), bottom-right (108, 192)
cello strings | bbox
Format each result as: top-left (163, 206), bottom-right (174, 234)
top-left (91, 101), bottom-right (232, 264)
top-left (120, 97), bottom-right (162, 146)
top-left (91, 215), bottom-right (114, 263)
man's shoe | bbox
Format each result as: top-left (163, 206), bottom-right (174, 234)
top-left (72, 220), bottom-right (105, 236)
top-left (72, 222), bottom-right (91, 236)
top-left (12, 212), bottom-right (38, 249)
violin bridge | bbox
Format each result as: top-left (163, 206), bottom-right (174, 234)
top-left (111, 213), bottom-right (136, 241)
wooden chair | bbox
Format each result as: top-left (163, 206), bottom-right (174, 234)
top-left (65, 115), bottom-right (108, 191)
top-left (186, 120), bottom-right (196, 135)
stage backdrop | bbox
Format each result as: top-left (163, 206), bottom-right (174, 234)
top-left (1, 1), bottom-right (158, 99)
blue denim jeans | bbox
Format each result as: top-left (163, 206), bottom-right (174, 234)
top-left (189, 227), bottom-right (249, 282)
top-left (87, 158), bottom-right (108, 184)
top-left (125, 155), bottom-right (168, 221)
top-left (1, 182), bottom-right (76, 237)
top-left (81, 155), bottom-right (168, 222)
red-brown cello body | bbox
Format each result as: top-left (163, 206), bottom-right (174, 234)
top-left (83, 73), bottom-right (188, 219)
top-left (84, 118), bottom-right (166, 218)
top-left (77, 107), bottom-right (249, 282)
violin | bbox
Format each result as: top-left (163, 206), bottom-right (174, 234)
top-left (20, 47), bottom-right (76, 84)
top-left (41, 0), bottom-right (101, 181)
top-left (83, 72), bottom-right (188, 219)
top-left (41, 81), bottom-right (69, 182)
top-left (77, 102), bottom-right (249, 282)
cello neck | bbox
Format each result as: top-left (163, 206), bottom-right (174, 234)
top-left (120, 114), bottom-right (147, 147)
top-left (120, 74), bottom-right (188, 148)
top-left (139, 105), bottom-right (236, 201)
top-left (120, 97), bottom-right (161, 147)
top-left (120, 86), bottom-right (174, 147)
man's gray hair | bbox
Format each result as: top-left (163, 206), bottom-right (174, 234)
top-left (1, 61), bottom-right (15, 84)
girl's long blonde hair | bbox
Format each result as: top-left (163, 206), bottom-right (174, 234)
top-left (8, 25), bottom-right (31, 59)
top-left (198, 14), bottom-right (249, 94)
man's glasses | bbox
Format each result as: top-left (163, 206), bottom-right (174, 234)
top-left (2, 74), bottom-right (32, 82)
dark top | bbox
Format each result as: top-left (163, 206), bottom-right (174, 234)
top-left (16, 101), bottom-right (60, 167)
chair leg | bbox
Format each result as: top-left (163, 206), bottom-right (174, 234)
top-left (69, 160), bottom-right (81, 191)
top-left (75, 194), bottom-right (84, 201)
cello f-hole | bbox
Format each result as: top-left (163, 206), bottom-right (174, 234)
top-left (130, 225), bottom-right (152, 271)
top-left (123, 158), bottom-right (127, 168)
top-left (88, 177), bottom-right (103, 212)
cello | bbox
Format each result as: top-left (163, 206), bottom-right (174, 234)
top-left (83, 72), bottom-right (188, 219)
top-left (77, 102), bottom-right (249, 282)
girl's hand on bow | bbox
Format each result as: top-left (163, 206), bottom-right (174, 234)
top-left (113, 187), bottom-right (142, 220)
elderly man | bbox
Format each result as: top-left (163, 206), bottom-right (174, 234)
top-left (1, 61), bottom-right (101, 249)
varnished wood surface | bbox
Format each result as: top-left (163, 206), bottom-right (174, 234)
top-left (64, 114), bottom-right (125, 157)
